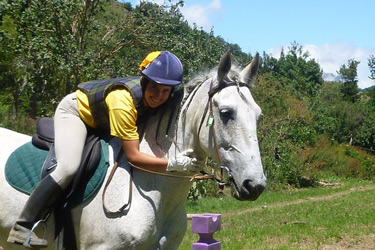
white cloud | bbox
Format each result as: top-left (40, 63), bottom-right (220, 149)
top-left (268, 43), bottom-right (375, 89)
top-left (180, 0), bottom-right (222, 31)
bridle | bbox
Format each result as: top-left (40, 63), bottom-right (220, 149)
top-left (102, 78), bottom-right (248, 214)
top-left (198, 79), bottom-right (248, 192)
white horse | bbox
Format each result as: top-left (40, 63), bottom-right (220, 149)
top-left (0, 51), bottom-right (266, 250)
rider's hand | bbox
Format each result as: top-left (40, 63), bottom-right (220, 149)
top-left (167, 149), bottom-right (199, 172)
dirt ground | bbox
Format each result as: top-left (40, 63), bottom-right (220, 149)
top-left (318, 234), bottom-right (375, 250)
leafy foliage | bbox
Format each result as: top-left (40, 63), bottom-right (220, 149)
top-left (368, 54), bottom-right (375, 80)
top-left (272, 42), bottom-right (323, 98)
top-left (253, 44), bottom-right (375, 188)
top-left (0, 0), bottom-right (233, 118)
top-left (337, 59), bottom-right (360, 102)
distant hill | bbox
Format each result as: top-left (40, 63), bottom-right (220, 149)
top-left (322, 73), bottom-right (375, 91)
top-left (322, 72), bottom-right (342, 82)
top-left (360, 85), bottom-right (375, 92)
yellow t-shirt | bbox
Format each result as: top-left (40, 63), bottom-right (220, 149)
top-left (76, 88), bottom-right (139, 140)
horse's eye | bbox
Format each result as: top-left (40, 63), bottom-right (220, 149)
top-left (220, 109), bottom-right (231, 117)
top-left (220, 108), bottom-right (233, 124)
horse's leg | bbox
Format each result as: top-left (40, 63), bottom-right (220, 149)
top-left (157, 208), bottom-right (187, 250)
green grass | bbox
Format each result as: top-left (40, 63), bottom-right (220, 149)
top-left (180, 179), bottom-right (375, 250)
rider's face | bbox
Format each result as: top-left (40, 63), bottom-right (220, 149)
top-left (143, 81), bottom-right (172, 108)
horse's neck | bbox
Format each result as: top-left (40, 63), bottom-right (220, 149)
top-left (168, 81), bottom-right (215, 162)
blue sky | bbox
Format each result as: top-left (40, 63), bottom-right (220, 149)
top-left (129, 0), bottom-right (375, 88)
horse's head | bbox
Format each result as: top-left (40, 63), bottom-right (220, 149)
top-left (187, 50), bottom-right (266, 201)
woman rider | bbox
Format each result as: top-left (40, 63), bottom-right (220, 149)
top-left (8, 51), bottom-right (197, 247)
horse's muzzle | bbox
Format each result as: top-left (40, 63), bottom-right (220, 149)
top-left (231, 177), bottom-right (266, 201)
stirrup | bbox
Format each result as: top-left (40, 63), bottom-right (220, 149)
top-left (23, 219), bottom-right (47, 248)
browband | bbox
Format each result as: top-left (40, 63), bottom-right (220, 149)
top-left (208, 81), bottom-right (247, 97)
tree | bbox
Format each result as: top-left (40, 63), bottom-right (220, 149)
top-left (0, 0), bottom-right (238, 120)
top-left (276, 42), bottom-right (323, 97)
top-left (127, 1), bottom-right (228, 78)
top-left (260, 51), bottom-right (278, 74)
top-left (369, 55), bottom-right (375, 81)
top-left (337, 59), bottom-right (360, 103)
top-left (0, 0), bottom-right (151, 117)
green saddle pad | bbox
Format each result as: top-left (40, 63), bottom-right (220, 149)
top-left (5, 140), bottom-right (109, 207)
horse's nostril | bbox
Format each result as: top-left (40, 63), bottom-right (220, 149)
top-left (240, 178), bottom-right (266, 201)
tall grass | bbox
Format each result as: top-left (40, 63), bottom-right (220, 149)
top-left (302, 136), bottom-right (375, 181)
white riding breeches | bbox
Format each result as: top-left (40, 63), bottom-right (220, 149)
top-left (51, 93), bottom-right (88, 189)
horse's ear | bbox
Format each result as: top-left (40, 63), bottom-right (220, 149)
top-left (217, 49), bottom-right (232, 84)
top-left (239, 52), bottom-right (260, 86)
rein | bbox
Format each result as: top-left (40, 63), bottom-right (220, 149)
top-left (102, 80), bottom-right (247, 214)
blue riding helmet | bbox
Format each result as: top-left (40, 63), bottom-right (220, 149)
top-left (139, 51), bottom-right (183, 86)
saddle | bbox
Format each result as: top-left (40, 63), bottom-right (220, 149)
top-left (5, 117), bottom-right (109, 205)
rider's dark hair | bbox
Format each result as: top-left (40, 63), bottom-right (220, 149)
top-left (140, 76), bottom-right (149, 94)
top-left (140, 76), bottom-right (175, 100)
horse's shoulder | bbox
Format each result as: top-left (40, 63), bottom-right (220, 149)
top-left (0, 127), bottom-right (30, 140)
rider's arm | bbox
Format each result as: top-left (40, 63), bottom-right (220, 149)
top-left (121, 139), bottom-right (167, 171)
top-left (106, 89), bottom-right (196, 172)
top-left (106, 89), bottom-right (167, 171)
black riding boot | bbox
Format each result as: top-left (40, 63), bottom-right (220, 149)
top-left (7, 175), bottom-right (64, 248)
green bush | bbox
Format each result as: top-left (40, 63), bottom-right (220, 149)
top-left (187, 158), bottom-right (221, 201)
top-left (0, 104), bottom-right (36, 135)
